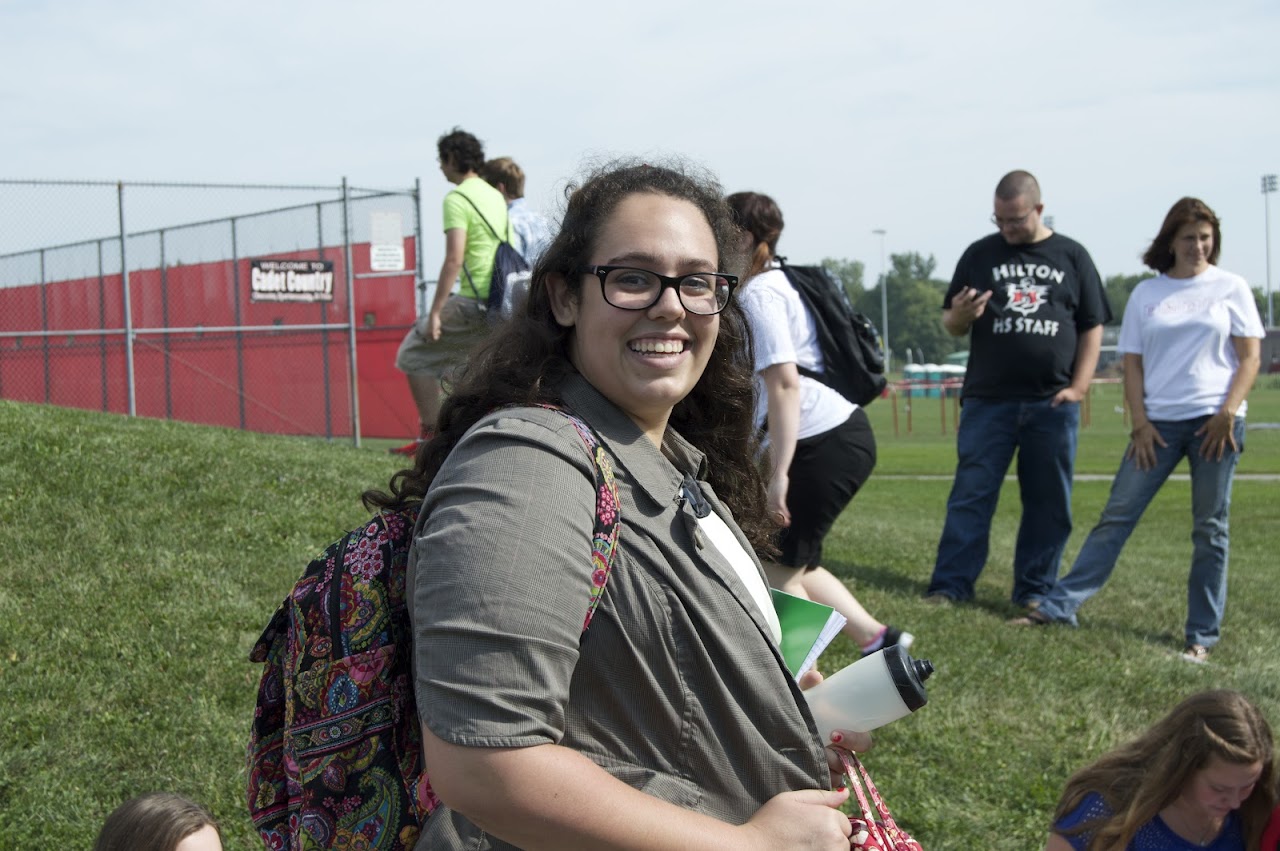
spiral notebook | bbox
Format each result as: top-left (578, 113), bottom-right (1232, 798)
top-left (771, 589), bottom-right (848, 678)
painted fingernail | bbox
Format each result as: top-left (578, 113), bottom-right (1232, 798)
top-left (831, 732), bottom-right (844, 744)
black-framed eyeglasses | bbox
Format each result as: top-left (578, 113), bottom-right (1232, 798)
top-left (990, 210), bottom-right (1036, 228)
top-left (579, 265), bottom-right (737, 316)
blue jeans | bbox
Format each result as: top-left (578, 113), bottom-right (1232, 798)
top-left (927, 397), bottom-right (1080, 605)
top-left (1036, 416), bottom-right (1244, 648)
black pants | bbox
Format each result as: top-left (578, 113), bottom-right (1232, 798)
top-left (777, 407), bottom-right (876, 569)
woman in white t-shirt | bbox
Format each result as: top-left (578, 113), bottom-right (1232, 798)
top-left (1015, 198), bottom-right (1264, 662)
top-left (728, 192), bottom-right (913, 657)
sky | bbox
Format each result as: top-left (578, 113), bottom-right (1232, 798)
top-left (3, 0), bottom-right (1279, 309)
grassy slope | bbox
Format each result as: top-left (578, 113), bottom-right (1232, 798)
top-left (1, 380), bottom-right (1276, 849)
top-left (0, 401), bottom-right (402, 850)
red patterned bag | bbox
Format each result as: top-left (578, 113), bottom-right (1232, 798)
top-left (838, 750), bottom-right (923, 851)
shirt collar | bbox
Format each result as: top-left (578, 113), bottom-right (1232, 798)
top-left (558, 374), bottom-right (707, 510)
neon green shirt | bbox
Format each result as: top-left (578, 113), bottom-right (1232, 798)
top-left (444, 176), bottom-right (509, 301)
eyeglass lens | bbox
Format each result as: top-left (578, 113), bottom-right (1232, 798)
top-left (991, 213), bottom-right (1030, 227)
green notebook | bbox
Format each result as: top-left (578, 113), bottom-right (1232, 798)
top-left (771, 589), bottom-right (848, 678)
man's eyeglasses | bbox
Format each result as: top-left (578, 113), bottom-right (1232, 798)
top-left (579, 266), bottom-right (737, 316)
top-left (990, 210), bottom-right (1036, 228)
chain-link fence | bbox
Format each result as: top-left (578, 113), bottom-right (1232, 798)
top-left (0, 179), bottom-right (426, 444)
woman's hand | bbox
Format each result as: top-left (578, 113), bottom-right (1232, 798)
top-left (737, 788), bottom-right (853, 851)
top-left (1196, 411), bottom-right (1238, 461)
top-left (1125, 421), bottom-right (1166, 471)
top-left (767, 471), bottom-right (791, 527)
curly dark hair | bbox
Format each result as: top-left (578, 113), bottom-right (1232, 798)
top-left (364, 158), bottom-right (774, 550)
top-left (1142, 196), bottom-right (1222, 273)
top-left (436, 127), bottom-right (485, 175)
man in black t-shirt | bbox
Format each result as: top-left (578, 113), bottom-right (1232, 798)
top-left (925, 171), bottom-right (1111, 608)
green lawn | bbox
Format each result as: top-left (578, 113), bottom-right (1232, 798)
top-left (1, 380), bottom-right (1277, 849)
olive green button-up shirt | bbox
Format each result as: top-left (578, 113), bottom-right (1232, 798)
top-left (410, 375), bottom-right (828, 850)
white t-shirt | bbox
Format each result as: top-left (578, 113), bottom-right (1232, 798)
top-left (738, 266), bottom-right (855, 438)
top-left (698, 510), bottom-right (783, 644)
top-left (1117, 266), bottom-right (1265, 421)
top-left (678, 477), bottom-right (781, 643)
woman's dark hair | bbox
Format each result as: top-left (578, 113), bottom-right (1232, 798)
top-left (1052, 689), bottom-right (1276, 849)
top-left (365, 158), bottom-right (773, 550)
top-left (726, 191), bottom-right (784, 279)
top-left (1142, 196), bottom-right (1222, 273)
top-left (94, 792), bottom-right (219, 851)
top-left (436, 127), bottom-right (485, 175)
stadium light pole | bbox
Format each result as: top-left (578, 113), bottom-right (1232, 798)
top-left (1263, 174), bottom-right (1276, 328)
top-left (872, 228), bottom-right (889, 371)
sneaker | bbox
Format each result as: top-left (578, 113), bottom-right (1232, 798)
top-left (862, 626), bottom-right (915, 657)
top-left (389, 427), bottom-right (436, 456)
top-left (885, 626), bottom-right (914, 653)
top-left (922, 593), bottom-right (954, 607)
top-left (1180, 644), bottom-right (1210, 664)
top-left (389, 439), bottom-right (424, 456)
top-left (1008, 609), bottom-right (1053, 627)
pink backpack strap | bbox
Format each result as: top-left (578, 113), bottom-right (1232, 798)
top-left (536, 405), bottom-right (621, 630)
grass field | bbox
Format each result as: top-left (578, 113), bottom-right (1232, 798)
top-left (1, 377), bottom-right (1277, 849)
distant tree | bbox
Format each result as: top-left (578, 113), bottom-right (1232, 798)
top-left (820, 257), bottom-right (865, 304)
top-left (1103, 272), bottom-right (1147, 323)
top-left (857, 251), bottom-right (964, 365)
top-left (1251, 287), bottom-right (1270, 326)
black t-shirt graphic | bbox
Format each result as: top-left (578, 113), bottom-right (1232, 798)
top-left (943, 232), bottom-right (1111, 400)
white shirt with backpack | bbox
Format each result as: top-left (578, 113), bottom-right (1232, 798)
top-left (740, 265), bottom-right (854, 439)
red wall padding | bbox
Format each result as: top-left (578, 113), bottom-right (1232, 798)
top-left (0, 240), bottom-right (422, 439)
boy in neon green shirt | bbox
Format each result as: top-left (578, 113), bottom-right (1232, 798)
top-left (393, 127), bottom-right (509, 454)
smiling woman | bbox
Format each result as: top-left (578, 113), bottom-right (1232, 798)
top-left (362, 159), bottom-right (868, 850)
top-left (1014, 197), bottom-right (1266, 662)
top-left (546, 191), bottom-right (727, 446)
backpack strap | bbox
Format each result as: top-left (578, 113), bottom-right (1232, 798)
top-left (451, 189), bottom-right (513, 303)
top-left (450, 189), bottom-right (512, 244)
top-left (536, 405), bottom-right (621, 631)
top-left (774, 255), bottom-right (831, 384)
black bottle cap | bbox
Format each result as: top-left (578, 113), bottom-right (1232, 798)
top-left (883, 643), bottom-right (934, 712)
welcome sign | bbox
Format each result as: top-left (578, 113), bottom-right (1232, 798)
top-left (250, 259), bottom-right (335, 303)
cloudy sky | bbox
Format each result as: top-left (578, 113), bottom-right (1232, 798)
top-left (3, 0), bottom-right (1279, 305)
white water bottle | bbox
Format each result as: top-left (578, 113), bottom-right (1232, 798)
top-left (803, 644), bottom-right (935, 739)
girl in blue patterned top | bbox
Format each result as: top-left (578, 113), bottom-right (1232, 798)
top-left (1048, 690), bottom-right (1274, 850)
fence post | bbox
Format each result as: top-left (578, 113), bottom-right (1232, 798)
top-left (40, 249), bottom-right (50, 403)
top-left (341, 177), bottom-right (362, 447)
top-left (317, 202), bottom-right (333, 439)
top-left (413, 177), bottom-right (425, 316)
top-left (230, 217), bottom-right (247, 430)
top-left (117, 182), bottom-right (137, 416)
top-left (159, 229), bottom-right (173, 420)
top-left (97, 239), bottom-right (109, 412)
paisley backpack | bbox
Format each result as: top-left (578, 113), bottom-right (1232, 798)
top-left (245, 409), bottom-right (620, 850)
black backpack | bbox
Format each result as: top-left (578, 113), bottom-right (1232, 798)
top-left (776, 257), bottom-right (887, 406)
top-left (453, 191), bottom-right (532, 323)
